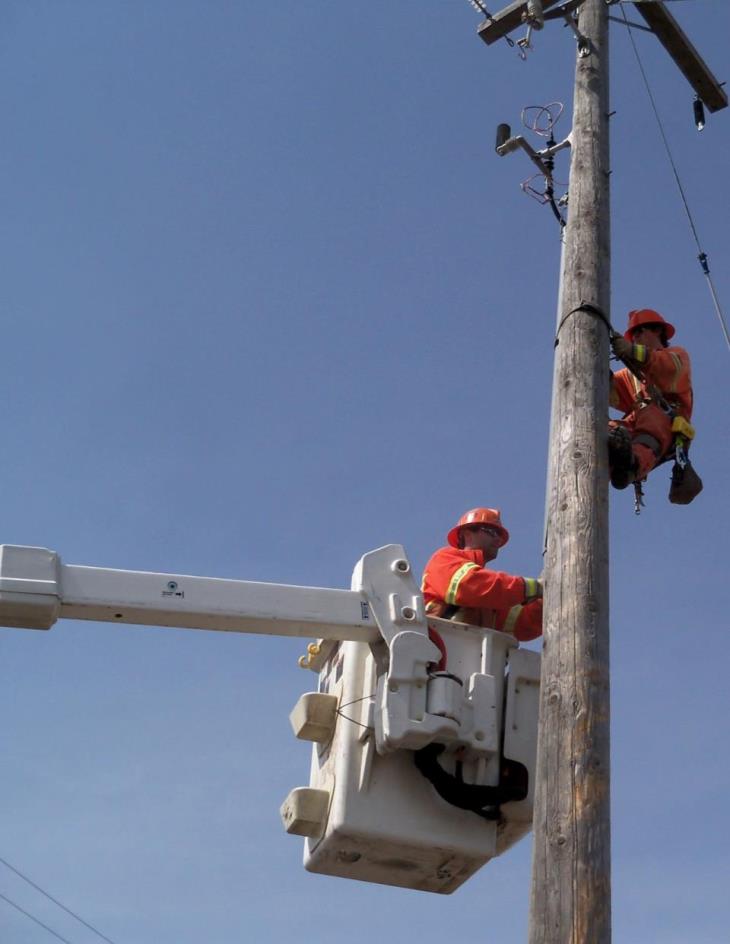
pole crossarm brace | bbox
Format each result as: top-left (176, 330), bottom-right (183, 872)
top-left (0, 544), bottom-right (380, 643)
top-left (632, 1), bottom-right (728, 112)
top-left (479, 0), bottom-right (728, 114)
top-left (478, 0), bottom-right (570, 45)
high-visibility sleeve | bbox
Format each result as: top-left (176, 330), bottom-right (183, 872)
top-left (610, 369), bottom-right (639, 414)
top-left (610, 346), bottom-right (692, 420)
top-left (423, 547), bottom-right (531, 612)
top-left (495, 600), bottom-right (543, 642)
top-left (631, 343), bottom-right (648, 364)
top-left (643, 346), bottom-right (693, 418)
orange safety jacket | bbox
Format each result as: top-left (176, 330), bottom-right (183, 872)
top-left (610, 344), bottom-right (693, 422)
top-left (421, 546), bottom-right (542, 643)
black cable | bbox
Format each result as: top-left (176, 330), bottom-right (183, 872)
top-left (543, 147), bottom-right (566, 229)
top-left (0, 891), bottom-right (76, 944)
top-left (546, 187), bottom-right (566, 228)
top-left (0, 855), bottom-right (118, 944)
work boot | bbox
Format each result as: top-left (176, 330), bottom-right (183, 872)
top-left (608, 426), bottom-right (635, 490)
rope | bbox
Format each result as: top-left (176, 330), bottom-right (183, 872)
top-left (619, 4), bottom-right (730, 353)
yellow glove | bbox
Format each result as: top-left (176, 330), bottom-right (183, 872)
top-left (524, 578), bottom-right (543, 602)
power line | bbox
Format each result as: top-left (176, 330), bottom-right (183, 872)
top-left (620, 3), bottom-right (730, 352)
top-left (0, 891), bottom-right (76, 944)
top-left (0, 855), bottom-right (119, 944)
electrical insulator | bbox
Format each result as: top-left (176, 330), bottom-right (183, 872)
top-left (526, 0), bottom-right (544, 29)
top-left (495, 123), bottom-right (512, 152)
top-left (693, 97), bottom-right (706, 132)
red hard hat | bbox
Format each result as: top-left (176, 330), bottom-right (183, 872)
top-left (447, 508), bottom-right (510, 548)
top-left (624, 308), bottom-right (675, 341)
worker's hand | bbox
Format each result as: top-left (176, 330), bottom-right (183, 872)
top-left (611, 336), bottom-right (634, 361)
top-left (524, 578), bottom-right (543, 602)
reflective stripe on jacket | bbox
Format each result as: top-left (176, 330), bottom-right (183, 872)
top-left (421, 546), bottom-right (542, 642)
top-left (610, 344), bottom-right (693, 421)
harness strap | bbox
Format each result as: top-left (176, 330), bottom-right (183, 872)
top-left (555, 301), bottom-right (616, 348)
top-left (633, 432), bottom-right (663, 459)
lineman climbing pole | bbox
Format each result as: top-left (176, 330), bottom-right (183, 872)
top-left (477, 1), bottom-right (727, 941)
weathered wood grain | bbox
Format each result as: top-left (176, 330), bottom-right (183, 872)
top-left (528, 2), bottom-right (612, 942)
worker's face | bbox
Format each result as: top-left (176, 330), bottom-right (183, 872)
top-left (632, 324), bottom-right (665, 351)
top-left (460, 525), bottom-right (503, 562)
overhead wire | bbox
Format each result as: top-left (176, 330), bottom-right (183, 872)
top-left (619, 3), bottom-right (730, 352)
top-left (0, 891), bottom-right (76, 944)
top-left (0, 855), bottom-right (119, 944)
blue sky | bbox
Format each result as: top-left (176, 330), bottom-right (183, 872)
top-left (1, 2), bottom-right (728, 942)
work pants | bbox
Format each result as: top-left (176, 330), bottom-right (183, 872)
top-left (612, 403), bottom-right (674, 480)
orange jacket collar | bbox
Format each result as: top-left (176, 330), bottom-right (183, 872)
top-left (458, 547), bottom-right (487, 567)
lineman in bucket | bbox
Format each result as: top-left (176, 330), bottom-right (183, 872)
top-left (422, 508), bottom-right (543, 642)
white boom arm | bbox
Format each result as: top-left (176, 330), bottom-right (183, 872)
top-left (0, 544), bottom-right (381, 642)
top-left (0, 542), bottom-right (541, 894)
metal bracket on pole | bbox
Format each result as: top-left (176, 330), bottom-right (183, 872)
top-left (495, 109), bottom-right (571, 227)
top-left (550, 6), bottom-right (591, 57)
top-left (540, 0), bottom-right (591, 58)
top-left (495, 124), bottom-right (571, 175)
top-left (516, 1), bottom-right (546, 59)
top-left (477, 0), bottom-right (588, 53)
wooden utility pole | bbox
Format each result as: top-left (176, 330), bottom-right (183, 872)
top-left (529, 0), bottom-right (612, 940)
top-left (477, 1), bottom-right (726, 940)
top-left (485, 0), bottom-right (613, 938)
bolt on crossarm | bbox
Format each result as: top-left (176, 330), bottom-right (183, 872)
top-left (529, 0), bottom-right (611, 941)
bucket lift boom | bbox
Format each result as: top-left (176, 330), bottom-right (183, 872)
top-left (0, 542), bottom-right (540, 894)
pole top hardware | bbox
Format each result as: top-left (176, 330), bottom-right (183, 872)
top-left (632, 1), bottom-right (727, 113)
top-left (476, 0), bottom-right (590, 60)
top-left (481, 0), bottom-right (727, 113)
top-left (495, 102), bottom-right (571, 228)
top-left (477, 0), bottom-right (580, 46)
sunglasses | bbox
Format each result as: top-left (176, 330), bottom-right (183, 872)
top-left (467, 525), bottom-right (502, 537)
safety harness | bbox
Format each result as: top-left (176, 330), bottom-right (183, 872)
top-left (617, 352), bottom-right (703, 511)
top-left (562, 300), bottom-right (703, 511)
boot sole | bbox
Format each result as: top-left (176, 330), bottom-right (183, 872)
top-left (609, 427), bottom-right (634, 490)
